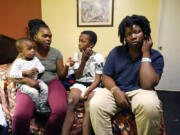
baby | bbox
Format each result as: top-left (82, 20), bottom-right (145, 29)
top-left (9, 38), bottom-right (50, 114)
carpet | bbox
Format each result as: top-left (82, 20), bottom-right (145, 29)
top-left (157, 90), bottom-right (180, 135)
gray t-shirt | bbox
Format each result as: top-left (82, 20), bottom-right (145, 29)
top-left (37, 47), bottom-right (62, 83)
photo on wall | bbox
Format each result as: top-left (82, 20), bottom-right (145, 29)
top-left (77, 0), bottom-right (114, 27)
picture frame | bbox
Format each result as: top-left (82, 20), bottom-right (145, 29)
top-left (77, 0), bottom-right (114, 27)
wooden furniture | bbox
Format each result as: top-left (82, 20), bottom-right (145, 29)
top-left (0, 34), bottom-right (18, 64)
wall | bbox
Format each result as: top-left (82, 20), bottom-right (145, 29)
top-left (0, 0), bottom-right (41, 39)
top-left (41, 0), bottom-right (159, 60)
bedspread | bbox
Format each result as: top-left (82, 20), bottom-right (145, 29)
top-left (0, 64), bottom-right (166, 135)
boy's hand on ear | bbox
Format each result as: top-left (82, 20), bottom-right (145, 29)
top-left (82, 48), bottom-right (93, 61)
top-left (85, 47), bottom-right (93, 56)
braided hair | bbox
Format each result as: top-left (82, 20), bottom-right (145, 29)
top-left (118, 14), bottom-right (151, 45)
top-left (28, 19), bottom-right (49, 39)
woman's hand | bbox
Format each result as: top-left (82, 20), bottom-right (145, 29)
top-left (24, 78), bottom-right (40, 88)
top-left (113, 88), bottom-right (131, 109)
top-left (65, 57), bottom-right (76, 67)
top-left (141, 37), bottom-right (153, 56)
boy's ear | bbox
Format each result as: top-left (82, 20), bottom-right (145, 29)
top-left (90, 43), bottom-right (95, 48)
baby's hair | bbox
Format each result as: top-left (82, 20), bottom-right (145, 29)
top-left (16, 37), bottom-right (33, 53)
top-left (118, 14), bottom-right (151, 45)
top-left (28, 19), bottom-right (49, 39)
top-left (81, 30), bottom-right (97, 45)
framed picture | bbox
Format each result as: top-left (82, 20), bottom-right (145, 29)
top-left (77, 0), bottom-right (114, 27)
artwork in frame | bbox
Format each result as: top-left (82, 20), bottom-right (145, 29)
top-left (77, 0), bottom-right (114, 27)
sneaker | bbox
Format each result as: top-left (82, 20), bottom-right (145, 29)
top-left (36, 103), bottom-right (51, 114)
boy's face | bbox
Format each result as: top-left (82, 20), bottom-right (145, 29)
top-left (124, 24), bottom-right (144, 49)
top-left (79, 34), bottom-right (93, 52)
top-left (22, 40), bottom-right (36, 60)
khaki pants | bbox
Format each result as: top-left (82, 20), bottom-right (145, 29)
top-left (89, 88), bottom-right (163, 135)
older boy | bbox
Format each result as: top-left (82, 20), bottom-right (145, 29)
top-left (62, 31), bottom-right (104, 135)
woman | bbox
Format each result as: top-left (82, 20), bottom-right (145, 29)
top-left (11, 19), bottom-right (74, 135)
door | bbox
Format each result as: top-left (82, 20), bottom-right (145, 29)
top-left (156, 0), bottom-right (180, 90)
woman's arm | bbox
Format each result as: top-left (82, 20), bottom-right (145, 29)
top-left (140, 60), bottom-right (160, 89)
top-left (102, 74), bottom-right (117, 91)
top-left (140, 38), bottom-right (160, 89)
top-left (102, 74), bottom-right (130, 108)
top-left (56, 57), bottom-right (75, 79)
top-left (8, 77), bottom-right (39, 88)
top-left (56, 59), bottom-right (69, 79)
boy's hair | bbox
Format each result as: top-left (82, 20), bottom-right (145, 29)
top-left (81, 31), bottom-right (97, 45)
top-left (118, 14), bottom-right (151, 45)
top-left (28, 19), bottom-right (49, 39)
top-left (16, 38), bottom-right (33, 53)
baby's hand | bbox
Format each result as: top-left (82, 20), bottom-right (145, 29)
top-left (65, 57), bottom-right (76, 67)
top-left (31, 68), bottom-right (38, 74)
top-left (23, 68), bottom-right (38, 77)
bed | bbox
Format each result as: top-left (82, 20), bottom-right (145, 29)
top-left (0, 34), bottom-right (166, 135)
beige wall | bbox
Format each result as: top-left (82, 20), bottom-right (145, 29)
top-left (41, 0), bottom-right (159, 61)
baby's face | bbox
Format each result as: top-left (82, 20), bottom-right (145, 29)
top-left (22, 41), bottom-right (36, 60)
top-left (78, 34), bottom-right (93, 52)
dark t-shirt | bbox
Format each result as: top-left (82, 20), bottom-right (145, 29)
top-left (103, 45), bottom-right (164, 92)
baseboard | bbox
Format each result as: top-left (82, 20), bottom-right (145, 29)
top-left (156, 89), bottom-right (180, 92)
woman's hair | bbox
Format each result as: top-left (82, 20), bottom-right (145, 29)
top-left (81, 30), bottom-right (97, 45)
top-left (118, 14), bottom-right (151, 45)
top-left (28, 19), bottom-right (49, 39)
